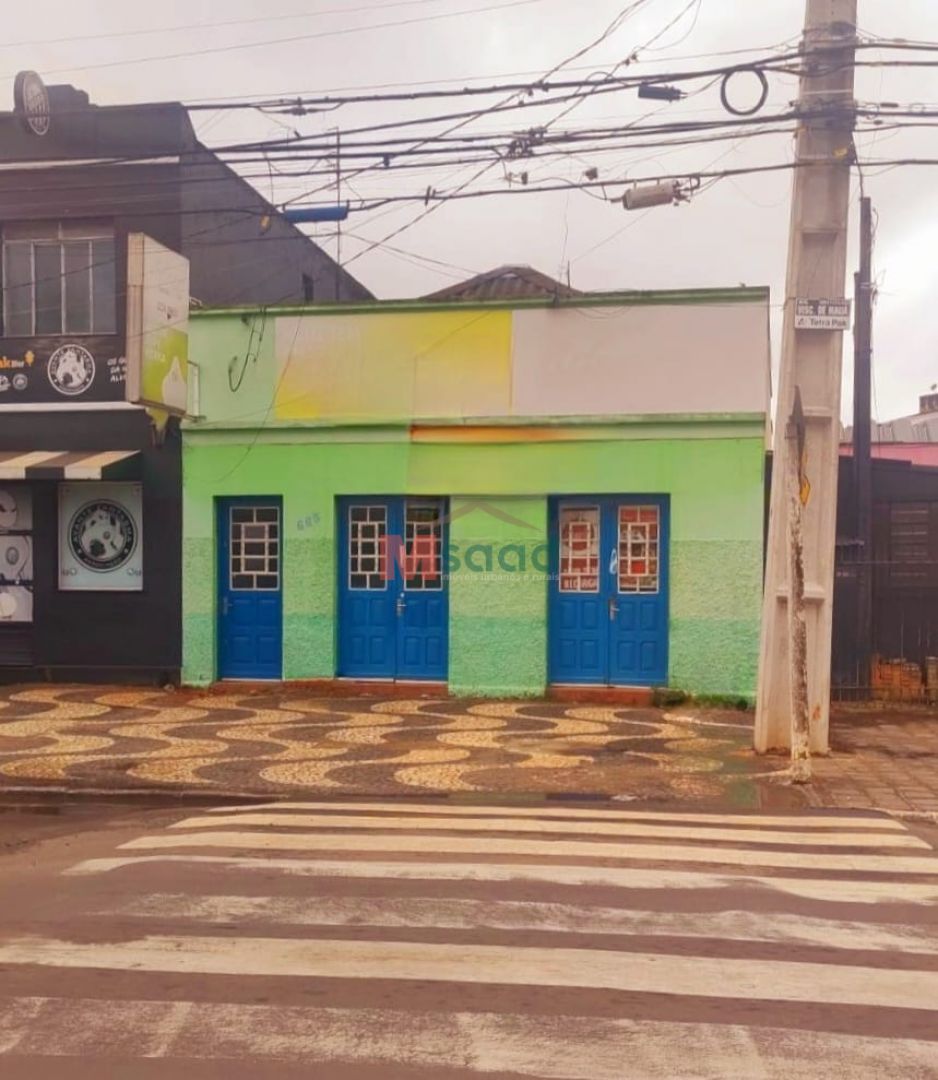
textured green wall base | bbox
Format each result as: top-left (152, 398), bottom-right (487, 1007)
top-left (283, 536), bottom-right (333, 679)
top-left (670, 618), bottom-right (760, 699)
top-left (668, 538), bottom-right (762, 698)
top-left (182, 614), bottom-right (215, 687)
top-left (448, 497), bottom-right (547, 697)
top-left (181, 536), bottom-right (215, 686)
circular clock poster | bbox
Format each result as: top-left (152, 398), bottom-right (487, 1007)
top-left (69, 500), bottom-right (138, 572)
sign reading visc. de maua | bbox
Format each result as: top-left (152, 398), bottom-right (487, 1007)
top-left (794, 298), bottom-right (852, 331)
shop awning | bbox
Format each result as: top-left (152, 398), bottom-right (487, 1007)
top-left (0, 450), bottom-right (141, 480)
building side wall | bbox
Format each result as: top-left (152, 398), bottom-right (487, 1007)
top-left (182, 431), bottom-right (765, 698)
top-left (181, 157), bottom-right (373, 306)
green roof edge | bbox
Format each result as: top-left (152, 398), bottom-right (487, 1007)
top-left (191, 286), bottom-right (771, 319)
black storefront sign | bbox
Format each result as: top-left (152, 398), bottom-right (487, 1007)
top-left (0, 341), bottom-right (127, 405)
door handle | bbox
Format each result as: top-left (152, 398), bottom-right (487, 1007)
top-left (222, 597), bottom-right (230, 617)
top-left (608, 597), bottom-right (619, 621)
top-left (396, 595), bottom-right (407, 617)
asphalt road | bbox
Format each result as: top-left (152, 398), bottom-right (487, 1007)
top-left (0, 798), bottom-right (937, 1078)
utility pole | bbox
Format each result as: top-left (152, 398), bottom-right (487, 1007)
top-left (853, 196), bottom-right (874, 695)
top-left (755, 0), bottom-right (859, 757)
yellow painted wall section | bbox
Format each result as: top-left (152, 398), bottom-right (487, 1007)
top-left (275, 310), bottom-right (513, 421)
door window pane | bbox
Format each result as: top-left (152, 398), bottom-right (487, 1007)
top-left (348, 505), bottom-right (387, 590)
top-left (619, 505), bottom-right (660, 594)
top-left (559, 507), bottom-right (599, 593)
top-left (404, 502), bottom-right (443, 591)
top-left (229, 506), bottom-right (280, 591)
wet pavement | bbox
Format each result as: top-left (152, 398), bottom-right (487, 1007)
top-left (808, 707), bottom-right (938, 818)
top-left (0, 685), bottom-right (783, 807)
top-left (0, 798), bottom-right (936, 1078)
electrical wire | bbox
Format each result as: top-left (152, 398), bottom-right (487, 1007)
top-left (0, 0), bottom-right (494, 50)
top-left (334, 0), bottom-right (673, 264)
top-left (0, 0), bottom-right (556, 83)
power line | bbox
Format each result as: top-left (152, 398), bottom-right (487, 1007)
top-left (0, 0), bottom-right (485, 50)
top-left (179, 35), bottom-right (804, 106)
top-left (336, 0), bottom-right (666, 264)
top-left (0, 0), bottom-right (555, 83)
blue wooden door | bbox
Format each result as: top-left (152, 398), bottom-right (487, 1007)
top-left (548, 501), bottom-right (607, 683)
top-left (549, 497), bottom-right (668, 686)
top-left (396, 500), bottom-right (449, 680)
top-left (218, 498), bottom-right (283, 680)
top-left (338, 497), bottom-right (448, 681)
top-left (607, 498), bottom-right (669, 686)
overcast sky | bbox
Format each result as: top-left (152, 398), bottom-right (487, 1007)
top-left (3, 0), bottom-right (937, 422)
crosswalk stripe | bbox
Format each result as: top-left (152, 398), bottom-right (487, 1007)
top-left (119, 829), bottom-right (938, 873)
top-left (3, 998), bottom-right (938, 1079)
top-left (66, 854), bottom-right (938, 904)
top-left (110, 893), bottom-right (938, 955)
top-left (206, 801), bottom-right (906, 830)
top-left (171, 812), bottom-right (929, 849)
top-left (1, 934), bottom-right (937, 1010)
top-left (6, 801), bottom-right (936, 1076)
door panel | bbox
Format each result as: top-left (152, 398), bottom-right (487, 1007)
top-left (549, 497), bottom-right (668, 687)
top-left (339, 502), bottom-right (395, 679)
top-left (338, 497), bottom-right (448, 681)
top-left (549, 504), bottom-right (606, 684)
top-left (609, 502), bottom-right (668, 686)
top-left (218, 500), bottom-right (283, 680)
top-left (397, 500), bottom-right (448, 680)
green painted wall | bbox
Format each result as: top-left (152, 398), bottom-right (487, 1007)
top-left (183, 430), bottom-right (765, 698)
top-left (448, 496), bottom-right (548, 698)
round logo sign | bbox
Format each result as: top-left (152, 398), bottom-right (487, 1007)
top-left (47, 344), bottom-right (95, 397)
top-left (13, 71), bottom-right (51, 137)
top-left (11, 373), bottom-right (27, 391)
top-left (68, 501), bottom-right (138, 573)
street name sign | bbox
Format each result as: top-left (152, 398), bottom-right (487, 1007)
top-left (794, 298), bottom-right (851, 331)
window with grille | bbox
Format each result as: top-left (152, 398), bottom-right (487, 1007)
top-left (1, 222), bottom-right (117, 337)
top-left (229, 506), bottom-right (280, 591)
top-left (404, 502), bottom-right (443, 591)
top-left (559, 506), bottom-right (600, 593)
top-left (618, 505), bottom-right (660, 594)
top-left (348, 505), bottom-right (388, 590)
top-left (887, 503), bottom-right (934, 588)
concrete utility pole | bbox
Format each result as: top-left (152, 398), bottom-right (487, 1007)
top-left (853, 196), bottom-right (874, 695)
top-left (755, 0), bottom-right (859, 755)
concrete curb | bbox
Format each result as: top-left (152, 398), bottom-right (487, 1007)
top-left (0, 781), bottom-right (874, 816)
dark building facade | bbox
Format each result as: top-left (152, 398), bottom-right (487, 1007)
top-left (833, 455), bottom-right (938, 698)
top-left (0, 74), bottom-right (370, 682)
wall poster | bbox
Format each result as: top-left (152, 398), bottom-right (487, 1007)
top-left (58, 483), bottom-right (143, 591)
top-left (0, 486), bottom-right (33, 622)
top-left (125, 234), bottom-right (190, 415)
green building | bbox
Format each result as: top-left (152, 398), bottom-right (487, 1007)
top-left (182, 285), bottom-right (770, 699)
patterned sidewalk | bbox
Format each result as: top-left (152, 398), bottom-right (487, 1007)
top-left (0, 686), bottom-right (779, 806)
